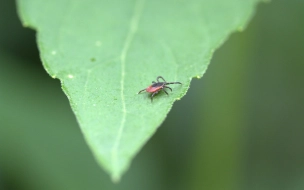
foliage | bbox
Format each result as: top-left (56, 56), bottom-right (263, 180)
top-left (16, 0), bottom-right (260, 180)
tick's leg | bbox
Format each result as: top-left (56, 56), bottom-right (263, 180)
top-left (166, 82), bottom-right (182, 85)
top-left (164, 86), bottom-right (172, 91)
top-left (157, 76), bottom-right (166, 83)
top-left (151, 91), bottom-right (159, 102)
top-left (162, 88), bottom-right (169, 95)
top-left (152, 81), bottom-right (156, 84)
top-left (138, 89), bottom-right (146, 94)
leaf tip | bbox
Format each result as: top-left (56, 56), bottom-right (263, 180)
top-left (111, 174), bottom-right (121, 183)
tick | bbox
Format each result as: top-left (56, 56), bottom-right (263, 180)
top-left (138, 76), bottom-right (182, 102)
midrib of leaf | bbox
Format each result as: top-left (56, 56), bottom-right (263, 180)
top-left (111, 0), bottom-right (145, 182)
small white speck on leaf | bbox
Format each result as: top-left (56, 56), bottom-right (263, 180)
top-left (95, 41), bottom-right (102, 47)
top-left (68, 74), bottom-right (74, 79)
top-left (51, 51), bottom-right (57, 55)
top-left (237, 26), bottom-right (244, 32)
top-left (23, 22), bottom-right (29, 27)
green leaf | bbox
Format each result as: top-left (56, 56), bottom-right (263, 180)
top-left (17, 0), bottom-right (260, 181)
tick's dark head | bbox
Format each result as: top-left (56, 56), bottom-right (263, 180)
top-left (151, 82), bottom-right (165, 88)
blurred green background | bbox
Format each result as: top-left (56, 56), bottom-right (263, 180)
top-left (1, 0), bottom-right (304, 189)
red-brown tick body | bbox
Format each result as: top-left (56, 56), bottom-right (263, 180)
top-left (138, 76), bottom-right (182, 102)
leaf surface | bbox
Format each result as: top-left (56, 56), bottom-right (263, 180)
top-left (17, 0), bottom-right (260, 181)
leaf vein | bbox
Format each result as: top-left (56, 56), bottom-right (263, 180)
top-left (111, 0), bottom-right (145, 181)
